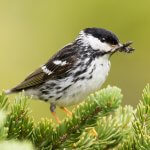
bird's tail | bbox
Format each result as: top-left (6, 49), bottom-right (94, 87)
top-left (4, 89), bottom-right (12, 95)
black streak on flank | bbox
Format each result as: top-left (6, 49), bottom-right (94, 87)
top-left (56, 85), bottom-right (72, 94)
top-left (79, 77), bottom-right (85, 80)
top-left (86, 75), bottom-right (92, 80)
top-left (55, 96), bottom-right (62, 101)
top-left (85, 58), bottom-right (93, 67)
top-left (73, 76), bottom-right (86, 83)
top-left (41, 90), bottom-right (49, 95)
top-left (48, 96), bottom-right (54, 99)
top-left (45, 85), bottom-right (53, 89)
top-left (49, 83), bottom-right (57, 87)
top-left (62, 85), bottom-right (72, 91)
top-left (89, 64), bottom-right (96, 75)
top-left (55, 86), bottom-right (62, 90)
top-left (73, 77), bottom-right (80, 83)
top-left (74, 68), bottom-right (87, 78)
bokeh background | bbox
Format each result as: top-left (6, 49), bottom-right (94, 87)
top-left (0, 0), bottom-right (149, 122)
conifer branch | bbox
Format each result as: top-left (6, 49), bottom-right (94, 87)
top-left (118, 84), bottom-right (150, 150)
top-left (5, 94), bottom-right (34, 140)
top-left (0, 84), bottom-right (149, 149)
top-left (52, 86), bottom-right (122, 149)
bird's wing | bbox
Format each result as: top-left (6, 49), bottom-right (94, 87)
top-left (10, 44), bottom-right (77, 92)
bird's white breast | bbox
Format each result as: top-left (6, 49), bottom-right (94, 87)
top-left (56, 55), bottom-right (111, 106)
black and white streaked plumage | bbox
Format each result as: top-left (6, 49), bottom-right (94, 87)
top-left (5, 27), bottom-right (134, 115)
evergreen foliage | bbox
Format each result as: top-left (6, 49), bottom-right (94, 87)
top-left (0, 84), bottom-right (149, 150)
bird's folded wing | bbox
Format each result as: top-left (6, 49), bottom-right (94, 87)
top-left (13, 68), bottom-right (45, 90)
top-left (9, 44), bottom-right (77, 92)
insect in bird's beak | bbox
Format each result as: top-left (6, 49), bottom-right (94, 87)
top-left (111, 41), bottom-right (135, 54)
top-left (119, 41), bottom-right (135, 53)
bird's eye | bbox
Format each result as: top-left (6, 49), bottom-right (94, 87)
top-left (101, 38), bottom-right (106, 42)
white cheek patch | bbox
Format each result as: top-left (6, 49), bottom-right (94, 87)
top-left (87, 35), bottom-right (112, 51)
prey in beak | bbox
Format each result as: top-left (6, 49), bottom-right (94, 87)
top-left (111, 41), bottom-right (135, 55)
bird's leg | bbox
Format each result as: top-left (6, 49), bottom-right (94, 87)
top-left (50, 103), bottom-right (61, 124)
top-left (60, 107), bottom-right (72, 116)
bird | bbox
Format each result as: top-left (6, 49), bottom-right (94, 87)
top-left (5, 27), bottom-right (134, 123)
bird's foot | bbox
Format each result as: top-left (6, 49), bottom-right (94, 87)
top-left (51, 111), bottom-right (61, 124)
top-left (60, 107), bottom-right (72, 116)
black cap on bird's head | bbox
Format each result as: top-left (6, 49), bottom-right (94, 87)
top-left (84, 27), bottom-right (120, 46)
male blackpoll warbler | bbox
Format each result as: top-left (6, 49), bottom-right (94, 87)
top-left (5, 27), bottom-right (134, 123)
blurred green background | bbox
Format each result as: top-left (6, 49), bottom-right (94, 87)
top-left (0, 0), bottom-right (149, 122)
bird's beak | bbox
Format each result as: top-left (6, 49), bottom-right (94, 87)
top-left (110, 43), bottom-right (122, 53)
